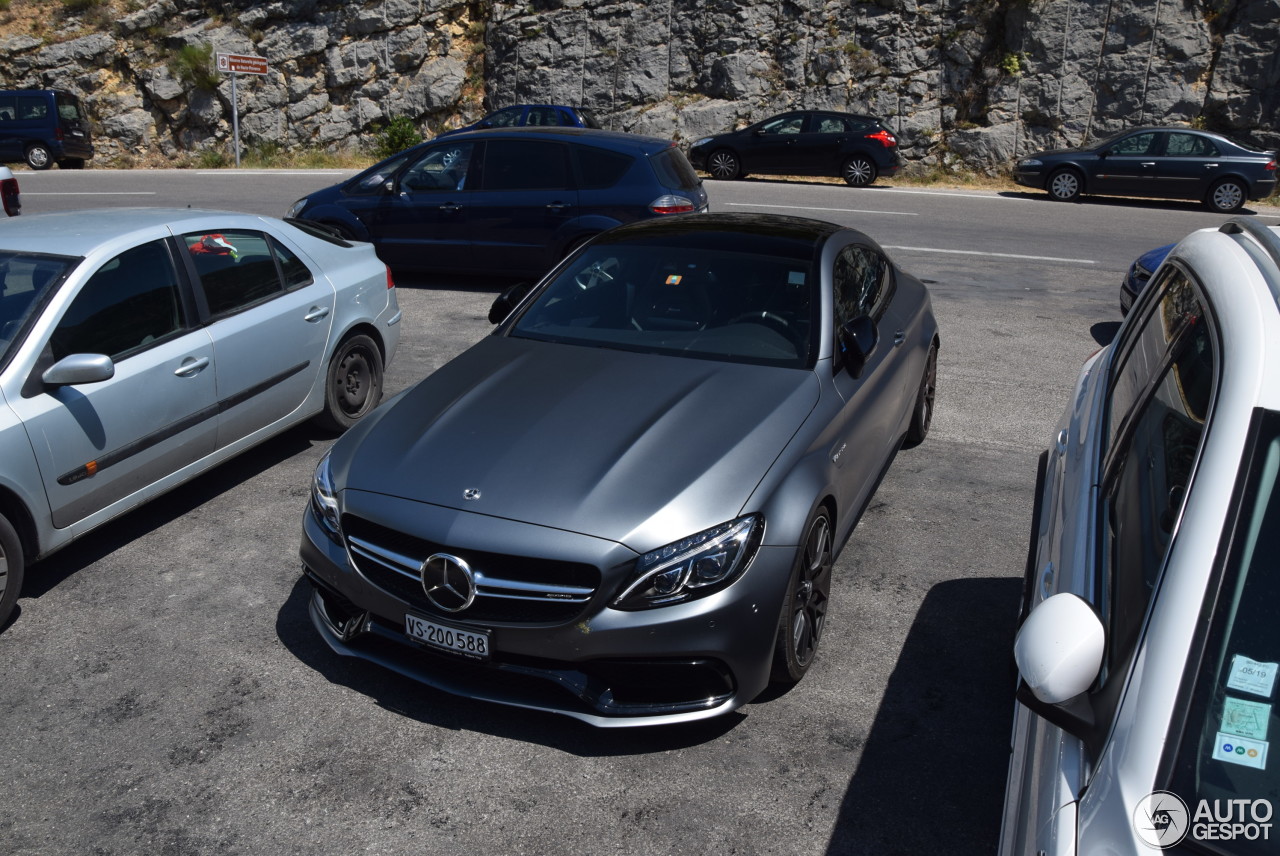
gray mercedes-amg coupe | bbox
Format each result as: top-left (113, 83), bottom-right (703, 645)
top-left (300, 213), bottom-right (939, 726)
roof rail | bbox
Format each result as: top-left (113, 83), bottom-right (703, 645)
top-left (1220, 217), bottom-right (1280, 274)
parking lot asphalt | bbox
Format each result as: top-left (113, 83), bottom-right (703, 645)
top-left (4, 171), bottom-right (1278, 855)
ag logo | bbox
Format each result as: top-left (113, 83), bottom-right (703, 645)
top-left (1133, 790), bottom-right (1190, 849)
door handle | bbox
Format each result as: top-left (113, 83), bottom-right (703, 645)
top-left (304, 306), bottom-right (331, 322)
top-left (174, 356), bottom-right (210, 377)
top-left (1204, 163), bottom-right (1219, 169)
top-left (1140, 161), bottom-right (1156, 167)
top-left (893, 330), bottom-right (906, 346)
top-left (439, 203), bottom-right (461, 212)
top-left (546, 202), bottom-right (570, 211)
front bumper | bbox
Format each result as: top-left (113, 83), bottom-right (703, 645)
top-left (1012, 169), bottom-right (1042, 189)
top-left (299, 502), bottom-right (792, 727)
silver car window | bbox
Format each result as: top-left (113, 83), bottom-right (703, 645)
top-left (0, 252), bottom-right (75, 365)
top-left (184, 230), bottom-right (284, 318)
top-left (50, 240), bottom-right (185, 362)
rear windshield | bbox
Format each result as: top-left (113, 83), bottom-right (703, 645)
top-left (650, 147), bottom-right (701, 191)
top-left (1167, 408), bottom-right (1280, 854)
top-left (0, 251), bottom-right (78, 368)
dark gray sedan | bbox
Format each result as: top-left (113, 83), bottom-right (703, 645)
top-left (1013, 126), bottom-right (1277, 212)
top-left (300, 213), bottom-right (939, 726)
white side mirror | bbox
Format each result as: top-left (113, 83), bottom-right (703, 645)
top-left (1014, 593), bottom-right (1105, 704)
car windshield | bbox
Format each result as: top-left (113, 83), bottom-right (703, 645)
top-left (0, 251), bottom-right (77, 367)
top-left (509, 241), bottom-right (817, 369)
top-left (1168, 409), bottom-right (1280, 853)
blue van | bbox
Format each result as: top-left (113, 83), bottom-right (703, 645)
top-left (0, 90), bottom-right (94, 170)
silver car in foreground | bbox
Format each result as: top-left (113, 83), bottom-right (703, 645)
top-left (0, 209), bottom-right (401, 628)
top-left (301, 213), bottom-right (940, 726)
top-left (1001, 219), bottom-right (1280, 854)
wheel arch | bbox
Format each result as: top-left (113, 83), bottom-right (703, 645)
top-left (0, 483), bottom-right (40, 564)
top-left (1045, 163), bottom-right (1087, 192)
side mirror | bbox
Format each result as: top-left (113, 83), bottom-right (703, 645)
top-left (42, 353), bottom-right (114, 386)
top-left (1015, 593), bottom-right (1105, 704)
top-left (837, 315), bottom-right (878, 378)
top-left (489, 281), bottom-right (533, 324)
top-left (382, 180), bottom-right (395, 194)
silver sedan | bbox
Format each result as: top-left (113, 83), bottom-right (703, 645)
top-left (0, 209), bottom-right (401, 628)
top-left (300, 212), bottom-right (939, 726)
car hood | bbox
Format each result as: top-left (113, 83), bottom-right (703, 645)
top-left (341, 335), bottom-right (819, 550)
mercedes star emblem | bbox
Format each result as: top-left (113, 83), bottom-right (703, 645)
top-left (420, 553), bottom-right (477, 613)
top-left (463, 488), bottom-right (481, 501)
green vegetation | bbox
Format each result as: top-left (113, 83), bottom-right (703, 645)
top-left (169, 43), bottom-right (222, 94)
top-left (371, 116), bottom-right (423, 160)
top-left (999, 51), bottom-right (1025, 77)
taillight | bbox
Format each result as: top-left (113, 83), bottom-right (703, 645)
top-left (1266, 160), bottom-right (1276, 172)
top-left (649, 194), bottom-right (695, 214)
top-left (866, 130), bottom-right (896, 147)
top-left (1, 176), bottom-right (20, 217)
top-left (54, 127), bottom-right (64, 141)
top-left (385, 267), bottom-right (395, 289)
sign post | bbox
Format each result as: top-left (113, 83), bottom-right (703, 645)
top-left (215, 52), bottom-right (269, 168)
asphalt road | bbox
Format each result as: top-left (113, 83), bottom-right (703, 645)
top-left (4, 170), bottom-right (1278, 856)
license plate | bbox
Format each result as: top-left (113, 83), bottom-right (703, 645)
top-left (405, 613), bottom-right (491, 661)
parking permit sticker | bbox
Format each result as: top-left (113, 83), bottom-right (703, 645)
top-left (1221, 697), bottom-right (1271, 741)
top-left (1226, 655), bottom-right (1277, 698)
top-left (1212, 732), bottom-right (1269, 770)
top-left (665, 275), bottom-right (682, 285)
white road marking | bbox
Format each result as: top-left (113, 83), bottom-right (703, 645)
top-left (23, 191), bottom-right (156, 196)
top-left (725, 202), bottom-right (915, 216)
top-left (884, 245), bottom-right (1097, 264)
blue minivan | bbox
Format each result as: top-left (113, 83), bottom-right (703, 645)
top-left (0, 89), bottom-right (94, 170)
top-left (286, 127), bottom-right (708, 278)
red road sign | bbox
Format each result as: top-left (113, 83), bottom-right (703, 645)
top-left (216, 53), bottom-right (269, 75)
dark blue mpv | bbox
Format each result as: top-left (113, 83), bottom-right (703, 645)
top-left (287, 127), bottom-right (708, 278)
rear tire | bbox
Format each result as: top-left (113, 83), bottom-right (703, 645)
top-left (1206, 178), bottom-right (1246, 213)
top-left (842, 156), bottom-right (877, 187)
top-left (0, 512), bottom-right (25, 631)
top-left (771, 508), bottom-right (834, 685)
top-left (314, 334), bottom-right (383, 433)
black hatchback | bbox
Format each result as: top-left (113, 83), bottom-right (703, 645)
top-left (1013, 126), bottom-right (1278, 212)
top-left (688, 111), bottom-right (901, 187)
top-left (286, 127), bottom-right (708, 277)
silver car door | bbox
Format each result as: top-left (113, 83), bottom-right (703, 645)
top-left (178, 229), bottom-right (336, 448)
top-left (9, 238), bottom-right (217, 530)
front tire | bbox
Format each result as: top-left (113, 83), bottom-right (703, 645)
top-left (1047, 168), bottom-right (1082, 202)
top-left (842, 156), bottom-right (877, 187)
top-left (771, 508), bottom-right (834, 685)
top-left (315, 334), bottom-right (383, 433)
top-left (904, 342), bottom-right (938, 447)
top-left (1206, 178), bottom-right (1246, 213)
top-left (0, 512), bottom-right (25, 631)
top-left (708, 149), bottom-right (742, 180)
top-left (25, 143), bottom-right (52, 170)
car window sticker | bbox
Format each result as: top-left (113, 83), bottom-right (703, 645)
top-left (1220, 696), bottom-right (1271, 741)
top-left (1226, 654), bottom-right (1278, 698)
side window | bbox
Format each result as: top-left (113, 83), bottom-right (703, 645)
top-left (400, 142), bottom-right (473, 192)
top-left (17, 96), bottom-right (47, 121)
top-left (480, 140), bottom-right (569, 191)
top-left (760, 115), bottom-right (804, 135)
top-left (487, 107), bottom-right (523, 128)
top-left (813, 116), bottom-right (848, 134)
top-left (51, 240), bottom-right (184, 361)
top-left (269, 237), bottom-right (313, 290)
top-left (574, 145), bottom-right (632, 189)
top-left (184, 230), bottom-right (283, 317)
top-left (0, 95), bottom-right (15, 122)
top-left (1111, 132), bottom-right (1157, 156)
top-left (1102, 269), bottom-right (1215, 675)
top-left (1166, 132), bottom-right (1219, 158)
top-left (832, 245), bottom-right (889, 328)
top-left (526, 107), bottom-right (560, 126)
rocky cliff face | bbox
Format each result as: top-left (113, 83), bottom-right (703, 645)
top-left (0, 0), bottom-right (1275, 169)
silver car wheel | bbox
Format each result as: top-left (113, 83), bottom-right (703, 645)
top-left (1049, 169), bottom-right (1081, 201)
top-left (0, 512), bottom-right (24, 631)
top-left (1209, 179), bottom-right (1245, 213)
top-left (772, 508), bottom-right (833, 684)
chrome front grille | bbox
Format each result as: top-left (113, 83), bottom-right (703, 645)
top-left (343, 516), bottom-right (600, 625)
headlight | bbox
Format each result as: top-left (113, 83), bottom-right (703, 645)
top-left (612, 515), bottom-right (763, 610)
top-left (310, 451), bottom-right (341, 540)
top-left (693, 137), bottom-right (713, 148)
top-left (1016, 158), bottom-right (1043, 168)
top-left (286, 198), bottom-right (307, 219)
